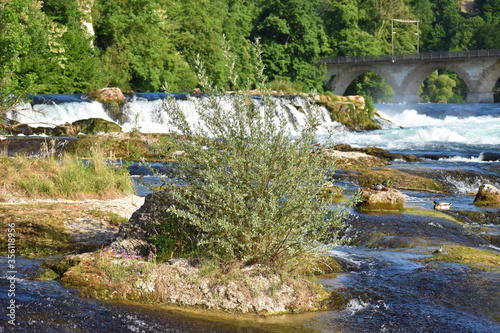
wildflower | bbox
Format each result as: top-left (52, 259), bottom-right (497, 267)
top-left (125, 261), bottom-right (129, 265)
top-left (103, 248), bottom-right (107, 251)
top-left (134, 263), bottom-right (138, 270)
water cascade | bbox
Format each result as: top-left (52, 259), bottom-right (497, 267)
top-left (10, 93), bottom-right (347, 136)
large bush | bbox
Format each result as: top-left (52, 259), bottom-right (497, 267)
top-left (156, 39), bottom-right (356, 271)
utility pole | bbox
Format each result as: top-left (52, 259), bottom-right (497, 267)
top-left (391, 19), bottom-right (420, 62)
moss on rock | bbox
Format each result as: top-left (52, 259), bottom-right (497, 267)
top-left (424, 245), bottom-right (500, 271)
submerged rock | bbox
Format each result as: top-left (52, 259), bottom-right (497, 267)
top-left (356, 187), bottom-right (406, 211)
top-left (474, 184), bottom-right (500, 206)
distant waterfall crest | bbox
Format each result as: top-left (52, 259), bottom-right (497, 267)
top-left (11, 93), bottom-right (345, 136)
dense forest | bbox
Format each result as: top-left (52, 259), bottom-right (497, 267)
top-left (1, 0), bottom-right (499, 103)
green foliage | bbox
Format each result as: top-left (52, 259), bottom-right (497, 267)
top-left (424, 70), bottom-right (456, 103)
top-left (152, 214), bottom-right (197, 261)
top-left (1, 0), bottom-right (498, 98)
top-left (0, 146), bottom-right (133, 199)
top-left (156, 39), bottom-right (356, 271)
top-left (269, 78), bottom-right (306, 94)
top-left (253, 0), bottom-right (328, 91)
top-left (345, 72), bottom-right (394, 103)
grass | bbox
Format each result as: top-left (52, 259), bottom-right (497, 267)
top-left (0, 146), bottom-right (133, 200)
top-left (96, 245), bottom-right (157, 282)
top-left (0, 202), bottom-right (128, 256)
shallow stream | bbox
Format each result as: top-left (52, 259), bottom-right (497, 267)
top-left (2, 99), bottom-right (500, 332)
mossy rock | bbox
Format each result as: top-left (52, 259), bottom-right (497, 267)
top-left (356, 187), bottom-right (406, 211)
top-left (348, 168), bottom-right (446, 193)
top-left (34, 268), bottom-right (60, 281)
top-left (315, 100), bottom-right (381, 131)
top-left (473, 184), bottom-right (500, 207)
top-left (73, 118), bottom-right (122, 134)
top-left (423, 245), bottom-right (500, 271)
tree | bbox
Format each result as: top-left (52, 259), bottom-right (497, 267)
top-left (253, 0), bottom-right (328, 91)
top-left (156, 39), bottom-right (356, 270)
top-left (424, 70), bottom-right (456, 103)
top-left (474, 0), bottom-right (500, 24)
top-left (0, 0), bottom-right (46, 98)
top-left (94, 0), bottom-right (196, 92)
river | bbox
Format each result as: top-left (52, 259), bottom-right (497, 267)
top-left (2, 96), bottom-right (500, 332)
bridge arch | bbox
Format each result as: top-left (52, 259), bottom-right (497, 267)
top-left (475, 59), bottom-right (500, 94)
top-left (321, 50), bottom-right (500, 103)
top-left (398, 62), bottom-right (474, 99)
top-left (328, 65), bottom-right (397, 97)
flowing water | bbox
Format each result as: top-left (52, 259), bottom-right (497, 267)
top-left (3, 95), bottom-right (500, 332)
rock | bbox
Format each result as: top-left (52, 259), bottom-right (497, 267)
top-left (356, 187), bottom-right (406, 211)
top-left (320, 181), bottom-right (343, 200)
top-left (323, 149), bottom-right (389, 168)
top-left (111, 190), bottom-right (201, 257)
top-left (88, 87), bottom-right (125, 103)
top-left (190, 88), bottom-right (201, 94)
top-left (473, 184), bottom-right (500, 206)
top-left (72, 118), bottom-right (122, 134)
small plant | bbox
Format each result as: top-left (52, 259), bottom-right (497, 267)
top-left (97, 244), bottom-right (157, 282)
top-left (130, 112), bottom-right (142, 134)
top-left (364, 95), bottom-right (376, 117)
top-left (152, 214), bottom-right (197, 260)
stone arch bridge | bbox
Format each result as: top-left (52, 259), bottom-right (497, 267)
top-left (319, 50), bottom-right (500, 103)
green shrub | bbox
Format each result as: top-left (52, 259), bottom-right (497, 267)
top-left (269, 78), bottom-right (306, 94)
top-left (364, 95), bottom-right (376, 117)
top-left (156, 39), bottom-right (357, 272)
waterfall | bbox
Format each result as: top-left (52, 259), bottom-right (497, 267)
top-left (10, 93), bottom-right (345, 136)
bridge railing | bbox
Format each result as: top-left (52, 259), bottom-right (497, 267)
top-left (318, 49), bottom-right (500, 64)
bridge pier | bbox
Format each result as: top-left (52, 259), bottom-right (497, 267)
top-left (467, 92), bottom-right (494, 103)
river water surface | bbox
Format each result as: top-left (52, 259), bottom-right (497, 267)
top-left (2, 98), bottom-right (500, 332)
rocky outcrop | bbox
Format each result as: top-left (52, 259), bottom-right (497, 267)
top-left (111, 190), bottom-right (201, 257)
top-left (333, 144), bottom-right (421, 162)
top-left (473, 184), bottom-right (500, 206)
top-left (322, 149), bottom-right (390, 169)
top-left (89, 87), bottom-right (125, 103)
top-left (88, 88), bottom-right (129, 124)
top-left (73, 118), bottom-right (122, 134)
top-left (315, 95), bottom-right (381, 131)
top-left (356, 187), bottom-right (406, 211)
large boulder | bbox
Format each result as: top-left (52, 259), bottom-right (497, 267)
top-left (112, 190), bottom-right (201, 257)
top-left (88, 88), bottom-right (129, 124)
top-left (356, 187), bottom-right (406, 211)
top-left (473, 184), bottom-right (500, 206)
top-left (89, 87), bottom-right (125, 103)
top-left (72, 118), bottom-right (121, 134)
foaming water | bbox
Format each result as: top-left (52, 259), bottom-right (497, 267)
top-left (12, 94), bottom-right (346, 137)
top-left (318, 103), bottom-right (500, 159)
top-left (11, 100), bottom-right (113, 127)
